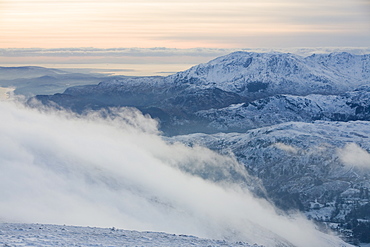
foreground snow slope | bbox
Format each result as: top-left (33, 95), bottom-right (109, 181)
top-left (0, 223), bottom-right (259, 247)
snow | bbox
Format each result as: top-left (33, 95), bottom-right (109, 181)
top-left (0, 223), bottom-right (258, 247)
top-left (170, 120), bottom-right (370, 216)
top-left (196, 89), bottom-right (370, 132)
top-left (305, 202), bottom-right (336, 221)
top-left (169, 51), bottom-right (370, 95)
top-left (63, 51), bottom-right (370, 103)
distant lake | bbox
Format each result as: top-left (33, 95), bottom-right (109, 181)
top-left (0, 63), bottom-right (195, 77)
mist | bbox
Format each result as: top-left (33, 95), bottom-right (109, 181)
top-left (0, 100), bottom-right (351, 247)
top-left (338, 143), bottom-right (370, 169)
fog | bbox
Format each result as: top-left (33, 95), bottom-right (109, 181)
top-left (339, 143), bottom-right (370, 169)
top-left (1, 47), bottom-right (370, 72)
top-left (0, 100), bottom-right (351, 247)
top-left (273, 142), bottom-right (298, 154)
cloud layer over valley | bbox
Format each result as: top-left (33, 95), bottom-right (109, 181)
top-left (0, 100), bottom-right (351, 247)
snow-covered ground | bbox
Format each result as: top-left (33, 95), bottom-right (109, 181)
top-left (0, 223), bottom-right (258, 247)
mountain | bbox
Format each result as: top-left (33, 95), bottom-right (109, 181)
top-left (0, 66), bottom-right (66, 80)
top-left (32, 52), bottom-right (370, 135)
top-left (170, 120), bottom-right (370, 210)
top-left (196, 85), bottom-right (370, 132)
top-left (169, 120), bottom-right (370, 243)
top-left (0, 66), bottom-right (113, 96)
top-left (170, 51), bottom-right (370, 98)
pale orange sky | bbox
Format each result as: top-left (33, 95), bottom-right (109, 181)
top-left (0, 0), bottom-right (369, 48)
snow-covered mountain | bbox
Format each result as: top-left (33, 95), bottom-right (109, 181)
top-left (169, 120), bottom-right (370, 242)
top-left (27, 51), bottom-right (370, 244)
top-left (170, 120), bottom-right (370, 209)
top-left (196, 85), bottom-right (370, 132)
top-left (170, 51), bottom-right (370, 97)
top-left (41, 52), bottom-right (370, 101)
top-left (33, 52), bottom-right (370, 135)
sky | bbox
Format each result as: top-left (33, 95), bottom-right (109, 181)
top-left (1, 0), bottom-right (370, 49)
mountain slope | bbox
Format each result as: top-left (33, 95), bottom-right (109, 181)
top-left (169, 120), bottom-right (370, 226)
top-left (170, 52), bottom-right (370, 98)
top-left (0, 223), bottom-right (259, 247)
top-left (196, 85), bottom-right (370, 132)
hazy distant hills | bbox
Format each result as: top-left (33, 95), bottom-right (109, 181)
top-left (28, 51), bottom-right (370, 244)
top-left (0, 66), bottom-right (66, 80)
top-left (0, 66), bottom-right (112, 96)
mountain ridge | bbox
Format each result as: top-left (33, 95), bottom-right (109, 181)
top-left (32, 51), bottom-right (370, 135)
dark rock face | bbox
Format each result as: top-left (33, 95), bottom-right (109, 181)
top-left (33, 84), bottom-right (246, 135)
top-left (247, 82), bottom-right (269, 92)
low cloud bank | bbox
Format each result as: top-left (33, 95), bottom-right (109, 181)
top-left (0, 101), bottom-right (351, 247)
top-left (1, 47), bottom-right (369, 57)
top-left (1, 47), bottom-right (369, 66)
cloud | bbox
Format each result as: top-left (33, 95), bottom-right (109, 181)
top-left (338, 143), bottom-right (370, 169)
top-left (273, 142), bottom-right (298, 154)
top-left (0, 48), bottom-right (235, 69)
top-left (2, 0), bottom-right (369, 49)
top-left (1, 47), bottom-right (369, 59)
top-left (0, 100), bottom-right (351, 247)
top-left (1, 47), bottom-right (369, 74)
top-left (0, 47), bottom-right (233, 58)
